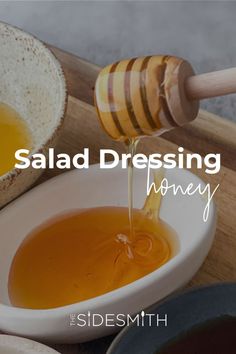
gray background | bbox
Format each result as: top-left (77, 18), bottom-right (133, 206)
top-left (1, 1), bottom-right (236, 121)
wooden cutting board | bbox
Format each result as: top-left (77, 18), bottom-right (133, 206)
top-left (38, 46), bottom-right (236, 354)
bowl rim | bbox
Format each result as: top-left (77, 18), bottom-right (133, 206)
top-left (0, 334), bottom-right (60, 353)
top-left (0, 164), bottom-right (217, 319)
top-left (0, 21), bottom-right (68, 183)
top-left (106, 282), bottom-right (236, 354)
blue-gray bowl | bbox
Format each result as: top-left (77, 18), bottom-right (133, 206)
top-left (107, 283), bottom-right (236, 354)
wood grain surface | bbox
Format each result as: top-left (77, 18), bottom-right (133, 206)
top-left (21, 46), bottom-right (236, 353)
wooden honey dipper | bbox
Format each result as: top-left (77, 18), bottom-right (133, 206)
top-left (94, 55), bottom-right (236, 140)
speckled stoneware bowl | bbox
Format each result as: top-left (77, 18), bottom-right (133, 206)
top-left (0, 22), bottom-right (67, 208)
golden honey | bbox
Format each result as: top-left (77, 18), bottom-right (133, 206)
top-left (8, 206), bottom-right (177, 309)
top-left (0, 103), bottom-right (32, 176)
top-left (94, 55), bottom-right (198, 140)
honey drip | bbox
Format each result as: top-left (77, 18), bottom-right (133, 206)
top-left (127, 138), bottom-right (139, 239)
top-left (0, 103), bottom-right (32, 176)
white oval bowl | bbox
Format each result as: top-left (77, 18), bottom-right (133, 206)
top-left (0, 335), bottom-right (60, 353)
top-left (0, 164), bottom-right (217, 343)
top-left (0, 21), bottom-right (67, 207)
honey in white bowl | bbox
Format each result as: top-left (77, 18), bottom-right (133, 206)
top-left (0, 103), bottom-right (32, 177)
top-left (8, 204), bottom-right (177, 309)
top-left (8, 134), bottom-right (178, 309)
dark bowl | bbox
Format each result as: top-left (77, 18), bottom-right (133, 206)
top-left (107, 283), bottom-right (236, 354)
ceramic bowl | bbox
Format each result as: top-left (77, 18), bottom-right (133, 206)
top-left (107, 283), bottom-right (236, 354)
top-left (0, 335), bottom-right (60, 353)
top-left (0, 22), bottom-right (67, 207)
top-left (0, 164), bottom-right (217, 343)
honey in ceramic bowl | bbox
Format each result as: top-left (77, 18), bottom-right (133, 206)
top-left (8, 206), bottom-right (177, 309)
top-left (0, 21), bottom-right (67, 208)
top-left (0, 103), bottom-right (32, 177)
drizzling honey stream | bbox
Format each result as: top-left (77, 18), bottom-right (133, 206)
top-left (127, 138), bottom-right (138, 240)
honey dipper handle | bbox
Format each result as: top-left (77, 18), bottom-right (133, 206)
top-left (186, 67), bottom-right (236, 100)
